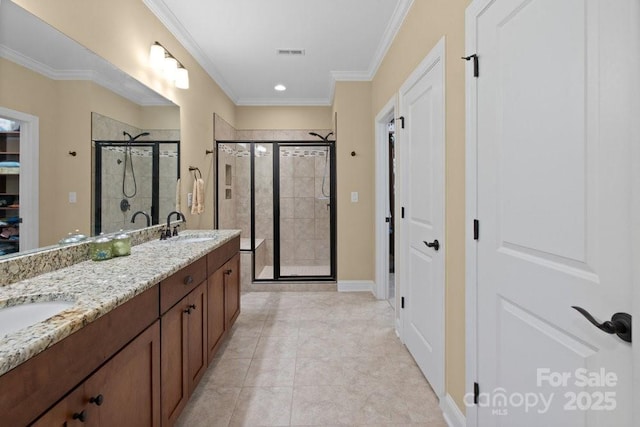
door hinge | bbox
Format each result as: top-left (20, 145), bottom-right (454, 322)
top-left (473, 219), bottom-right (479, 240)
top-left (462, 54), bottom-right (479, 78)
top-left (474, 382), bottom-right (479, 404)
top-left (401, 297), bottom-right (405, 309)
top-left (401, 207), bottom-right (405, 218)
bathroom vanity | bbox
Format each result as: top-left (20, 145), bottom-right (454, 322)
top-left (0, 230), bottom-right (240, 426)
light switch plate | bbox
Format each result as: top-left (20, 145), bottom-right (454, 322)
top-left (187, 192), bottom-right (193, 207)
top-left (351, 191), bottom-right (359, 203)
top-left (68, 192), bottom-right (77, 203)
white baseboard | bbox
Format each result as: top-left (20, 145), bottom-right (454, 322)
top-left (440, 393), bottom-right (466, 427)
top-left (337, 280), bottom-right (375, 293)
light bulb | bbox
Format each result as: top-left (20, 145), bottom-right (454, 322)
top-left (175, 67), bottom-right (189, 89)
top-left (149, 43), bottom-right (165, 70)
top-left (163, 57), bottom-right (178, 82)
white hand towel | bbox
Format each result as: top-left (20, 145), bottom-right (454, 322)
top-left (175, 178), bottom-right (181, 212)
top-left (191, 178), bottom-right (205, 215)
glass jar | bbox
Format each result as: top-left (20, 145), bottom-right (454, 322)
top-left (112, 230), bottom-right (131, 257)
top-left (90, 234), bottom-right (113, 261)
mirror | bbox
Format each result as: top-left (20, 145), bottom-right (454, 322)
top-left (0, 1), bottom-right (180, 258)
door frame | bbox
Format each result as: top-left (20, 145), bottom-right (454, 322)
top-left (0, 106), bottom-right (39, 252)
top-left (464, 2), bottom-right (482, 425)
top-left (374, 95), bottom-right (398, 303)
top-left (465, 1), bottom-right (640, 426)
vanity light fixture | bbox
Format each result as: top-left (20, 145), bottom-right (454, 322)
top-left (274, 84), bottom-right (286, 91)
top-left (149, 41), bottom-right (189, 89)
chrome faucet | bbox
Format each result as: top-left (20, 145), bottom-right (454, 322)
top-left (165, 211), bottom-right (186, 238)
top-left (131, 211), bottom-right (151, 227)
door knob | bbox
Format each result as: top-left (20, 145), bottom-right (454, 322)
top-left (423, 239), bottom-right (440, 251)
top-left (571, 306), bottom-right (632, 343)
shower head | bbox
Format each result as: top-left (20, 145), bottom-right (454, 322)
top-left (123, 131), bottom-right (151, 142)
top-left (308, 132), bottom-right (334, 142)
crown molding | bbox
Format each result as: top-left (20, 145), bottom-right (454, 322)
top-left (143, 0), bottom-right (239, 103)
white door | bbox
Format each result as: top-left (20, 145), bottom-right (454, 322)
top-left (469, 0), bottom-right (637, 425)
top-left (399, 38), bottom-right (445, 397)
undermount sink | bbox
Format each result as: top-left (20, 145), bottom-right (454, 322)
top-left (0, 298), bottom-right (76, 338)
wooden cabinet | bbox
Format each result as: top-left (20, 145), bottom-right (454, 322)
top-left (161, 276), bottom-right (208, 426)
top-left (207, 266), bottom-right (226, 362)
top-left (223, 253), bottom-right (241, 328)
top-left (2, 236), bottom-right (240, 427)
top-left (33, 321), bottom-right (161, 427)
top-left (206, 239), bottom-right (241, 363)
top-left (187, 282), bottom-right (208, 395)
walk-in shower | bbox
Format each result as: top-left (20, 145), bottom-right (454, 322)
top-left (93, 139), bottom-right (180, 235)
top-left (216, 140), bottom-right (336, 283)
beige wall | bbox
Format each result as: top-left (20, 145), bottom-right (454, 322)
top-left (14, 0), bottom-right (237, 232)
top-left (235, 106), bottom-right (333, 130)
top-left (371, 0), bottom-right (471, 413)
top-left (332, 82), bottom-right (375, 281)
top-left (0, 58), bottom-right (152, 246)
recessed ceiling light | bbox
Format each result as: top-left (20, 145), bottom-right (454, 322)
top-left (274, 84), bottom-right (286, 91)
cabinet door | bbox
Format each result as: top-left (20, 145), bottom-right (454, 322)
top-left (187, 281), bottom-right (207, 395)
top-left (32, 384), bottom-right (96, 427)
top-left (161, 297), bottom-right (189, 427)
top-left (207, 267), bottom-right (225, 363)
top-left (224, 254), bottom-right (241, 328)
top-left (88, 321), bottom-right (161, 427)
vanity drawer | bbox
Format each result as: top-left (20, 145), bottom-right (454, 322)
top-left (160, 256), bottom-right (207, 314)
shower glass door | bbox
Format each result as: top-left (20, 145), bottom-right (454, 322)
top-left (215, 141), bottom-right (335, 282)
top-left (276, 143), bottom-right (334, 279)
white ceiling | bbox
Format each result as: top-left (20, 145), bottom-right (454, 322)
top-left (0, 1), bottom-right (173, 107)
top-left (144, 0), bottom-right (413, 106)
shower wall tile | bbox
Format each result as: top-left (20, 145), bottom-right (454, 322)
top-left (315, 219), bottom-right (330, 239)
top-left (293, 240), bottom-right (315, 260)
top-left (280, 197), bottom-right (294, 219)
top-left (294, 219), bottom-right (315, 240)
top-left (293, 157), bottom-right (315, 177)
top-left (315, 239), bottom-right (330, 261)
top-left (255, 216), bottom-right (273, 240)
top-left (214, 114), bottom-right (237, 141)
top-left (314, 199), bottom-right (330, 219)
top-left (280, 219), bottom-right (295, 241)
top-left (280, 239), bottom-right (295, 262)
top-left (280, 157), bottom-right (293, 177)
top-left (280, 179), bottom-right (294, 198)
top-left (293, 198), bottom-right (315, 219)
top-left (294, 177), bottom-right (314, 198)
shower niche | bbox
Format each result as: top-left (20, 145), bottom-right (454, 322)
top-left (216, 140), bottom-right (336, 283)
top-left (92, 113), bottom-right (180, 235)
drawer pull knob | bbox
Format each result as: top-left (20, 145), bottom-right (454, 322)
top-left (73, 410), bottom-right (87, 422)
top-left (184, 304), bottom-right (196, 314)
top-left (184, 275), bottom-right (194, 285)
top-left (89, 394), bottom-right (104, 406)
top-left (224, 269), bottom-right (233, 275)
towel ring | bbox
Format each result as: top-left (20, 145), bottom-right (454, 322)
top-left (188, 166), bottom-right (202, 179)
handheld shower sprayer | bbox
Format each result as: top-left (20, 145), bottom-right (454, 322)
top-left (120, 131), bottom-right (150, 199)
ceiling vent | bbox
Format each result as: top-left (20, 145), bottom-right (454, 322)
top-left (277, 49), bottom-right (305, 56)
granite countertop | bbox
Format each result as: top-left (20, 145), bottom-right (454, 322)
top-left (0, 229), bottom-right (241, 377)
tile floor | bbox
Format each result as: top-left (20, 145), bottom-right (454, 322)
top-left (176, 291), bottom-right (447, 427)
